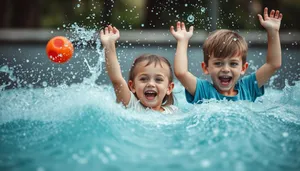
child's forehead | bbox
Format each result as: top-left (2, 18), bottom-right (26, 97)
top-left (134, 61), bottom-right (169, 72)
top-left (209, 54), bottom-right (242, 60)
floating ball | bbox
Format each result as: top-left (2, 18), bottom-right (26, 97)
top-left (46, 36), bottom-right (74, 63)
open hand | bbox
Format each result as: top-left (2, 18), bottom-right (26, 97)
top-left (170, 21), bottom-right (194, 41)
top-left (100, 25), bottom-right (120, 45)
top-left (258, 7), bottom-right (283, 32)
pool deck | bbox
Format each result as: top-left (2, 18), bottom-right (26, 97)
top-left (0, 29), bottom-right (299, 45)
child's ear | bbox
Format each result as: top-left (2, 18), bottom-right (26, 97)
top-left (241, 62), bottom-right (249, 75)
top-left (167, 82), bottom-right (175, 95)
top-left (128, 80), bottom-right (136, 93)
top-left (201, 62), bottom-right (209, 74)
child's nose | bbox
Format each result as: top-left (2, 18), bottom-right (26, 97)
top-left (221, 65), bottom-right (230, 72)
top-left (147, 80), bottom-right (155, 87)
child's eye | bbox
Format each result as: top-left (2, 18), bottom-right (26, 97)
top-left (230, 63), bottom-right (239, 67)
top-left (155, 78), bottom-right (164, 82)
top-left (214, 62), bottom-right (222, 66)
top-left (140, 77), bottom-right (148, 81)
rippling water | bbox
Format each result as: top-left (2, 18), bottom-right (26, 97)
top-left (1, 81), bottom-right (300, 171)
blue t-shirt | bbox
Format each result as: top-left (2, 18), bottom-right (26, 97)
top-left (185, 72), bottom-right (264, 104)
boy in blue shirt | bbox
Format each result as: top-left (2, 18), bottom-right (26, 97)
top-left (170, 7), bottom-right (283, 104)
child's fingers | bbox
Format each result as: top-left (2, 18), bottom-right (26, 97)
top-left (263, 7), bottom-right (268, 19)
top-left (181, 22), bottom-right (186, 31)
top-left (257, 14), bottom-right (264, 23)
top-left (100, 29), bottom-right (104, 36)
top-left (104, 27), bottom-right (109, 34)
top-left (278, 13), bottom-right (283, 20)
top-left (189, 26), bottom-right (194, 33)
top-left (113, 26), bottom-right (119, 34)
top-left (108, 25), bottom-right (113, 32)
top-left (270, 10), bottom-right (275, 18)
top-left (274, 10), bottom-right (280, 18)
top-left (170, 26), bottom-right (175, 34)
top-left (176, 21), bottom-right (181, 30)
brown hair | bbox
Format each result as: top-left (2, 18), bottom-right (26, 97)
top-left (203, 29), bottom-right (248, 65)
top-left (128, 54), bottom-right (175, 106)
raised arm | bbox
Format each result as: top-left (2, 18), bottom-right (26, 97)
top-left (170, 21), bottom-right (197, 95)
top-left (256, 7), bottom-right (283, 88)
top-left (100, 25), bottom-right (131, 105)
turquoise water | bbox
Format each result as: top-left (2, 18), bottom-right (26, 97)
top-left (1, 24), bottom-right (300, 170)
top-left (1, 80), bottom-right (300, 171)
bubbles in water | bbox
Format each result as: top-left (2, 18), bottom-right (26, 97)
top-left (77, 4), bottom-right (80, 8)
top-left (141, 24), bottom-right (144, 27)
top-left (187, 15), bottom-right (195, 23)
top-left (259, 52), bottom-right (262, 55)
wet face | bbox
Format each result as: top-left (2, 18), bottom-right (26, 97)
top-left (202, 54), bottom-right (248, 96)
top-left (128, 61), bottom-right (174, 111)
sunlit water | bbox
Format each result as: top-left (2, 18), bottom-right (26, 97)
top-left (1, 20), bottom-right (300, 171)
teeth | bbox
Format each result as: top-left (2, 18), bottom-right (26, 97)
top-left (145, 90), bottom-right (157, 94)
top-left (220, 76), bottom-right (231, 78)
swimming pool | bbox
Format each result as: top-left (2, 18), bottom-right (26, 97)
top-left (0, 40), bottom-right (300, 171)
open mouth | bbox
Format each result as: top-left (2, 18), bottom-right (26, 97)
top-left (219, 75), bottom-right (232, 86)
top-left (144, 90), bottom-right (157, 100)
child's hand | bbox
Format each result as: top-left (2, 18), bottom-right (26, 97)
top-left (258, 7), bottom-right (283, 32)
top-left (100, 25), bottom-right (120, 45)
top-left (170, 21), bottom-right (194, 42)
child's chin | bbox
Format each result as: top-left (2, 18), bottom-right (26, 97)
top-left (217, 85), bottom-right (233, 92)
top-left (142, 101), bottom-right (159, 108)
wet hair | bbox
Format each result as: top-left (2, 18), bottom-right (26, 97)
top-left (128, 54), bottom-right (175, 106)
top-left (203, 29), bottom-right (248, 65)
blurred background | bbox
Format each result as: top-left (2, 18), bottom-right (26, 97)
top-left (0, 0), bottom-right (299, 90)
top-left (0, 0), bottom-right (299, 30)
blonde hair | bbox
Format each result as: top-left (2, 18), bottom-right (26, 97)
top-left (203, 29), bottom-right (248, 65)
top-left (128, 54), bottom-right (175, 106)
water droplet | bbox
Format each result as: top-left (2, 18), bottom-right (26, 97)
top-left (201, 7), bottom-right (206, 13)
top-left (282, 132), bottom-right (289, 137)
top-left (259, 52), bottom-right (262, 55)
top-left (42, 81), bottom-right (48, 87)
top-left (185, 4), bottom-right (188, 7)
top-left (187, 15), bottom-right (195, 22)
top-left (77, 4), bottom-right (80, 8)
top-left (141, 24), bottom-right (144, 27)
top-left (201, 159), bottom-right (211, 168)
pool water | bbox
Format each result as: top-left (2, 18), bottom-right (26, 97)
top-left (0, 80), bottom-right (300, 171)
top-left (1, 24), bottom-right (300, 171)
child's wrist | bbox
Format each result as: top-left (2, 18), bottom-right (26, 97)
top-left (267, 29), bottom-right (280, 35)
top-left (103, 41), bottom-right (116, 47)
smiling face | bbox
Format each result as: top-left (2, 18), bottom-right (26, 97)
top-left (202, 54), bottom-right (248, 96)
top-left (128, 60), bottom-right (174, 111)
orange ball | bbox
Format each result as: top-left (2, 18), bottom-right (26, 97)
top-left (46, 36), bottom-right (74, 63)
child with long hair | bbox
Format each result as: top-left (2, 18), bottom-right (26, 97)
top-left (100, 25), bottom-right (178, 113)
